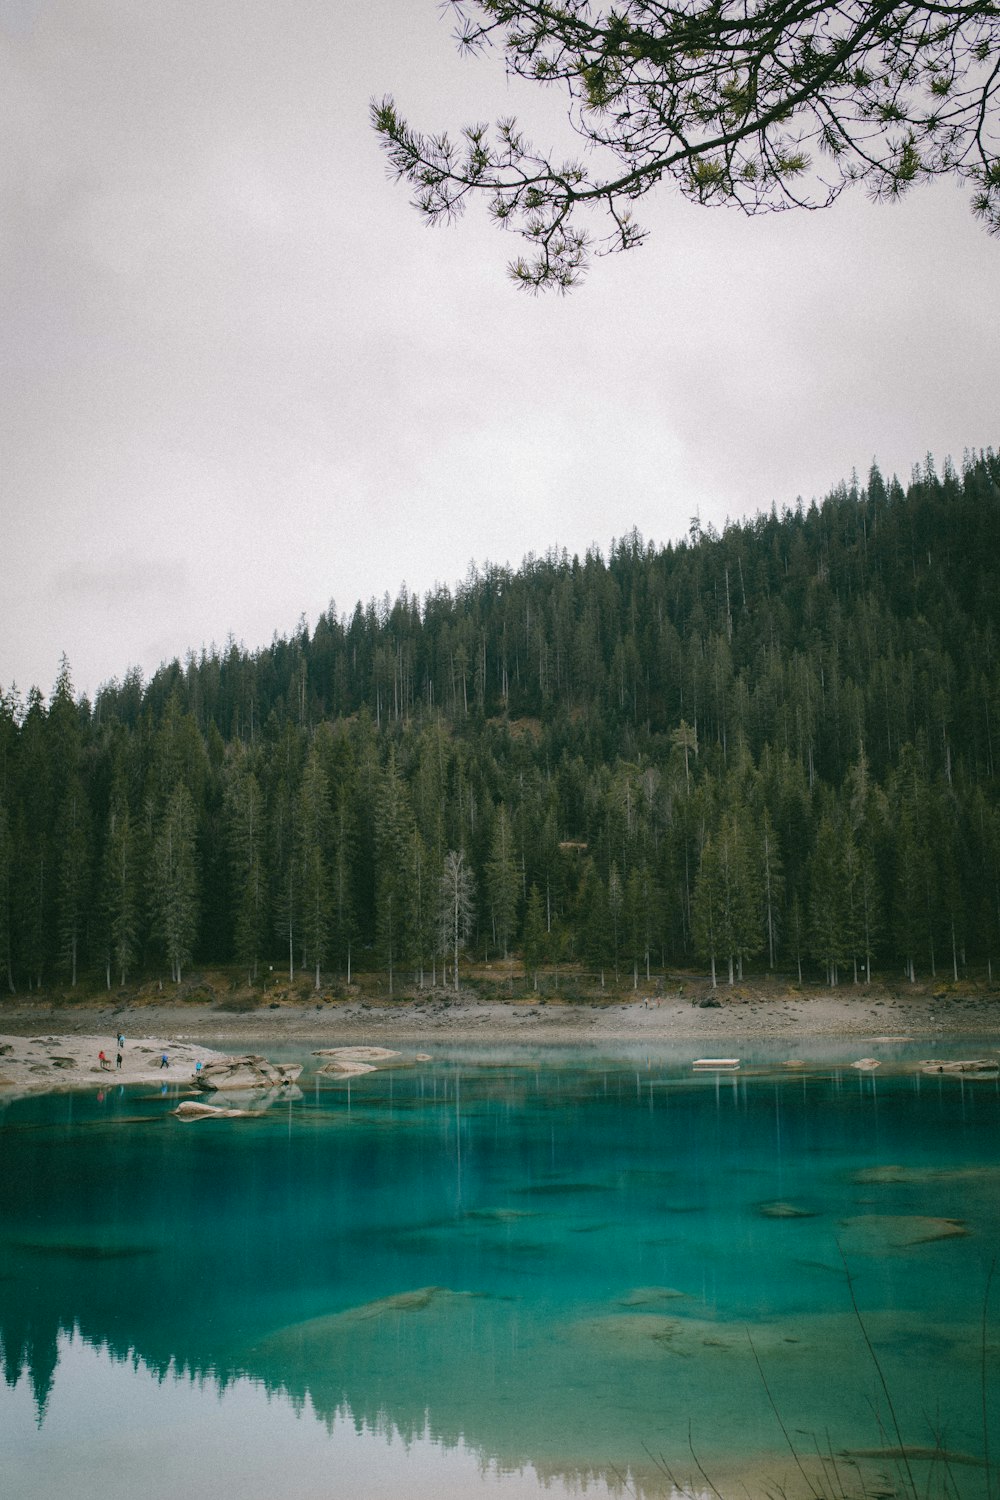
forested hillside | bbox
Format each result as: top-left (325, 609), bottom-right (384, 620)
top-left (2, 451), bottom-right (999, 996)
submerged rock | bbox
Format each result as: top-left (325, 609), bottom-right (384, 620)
top-left (313, 1045), bottom-right (401, 1077)
top-left (617, 1286), bottom-right (689, 1307)
top-left (247, 1286), bottom-right (471, 1356)
top-left (10, 1238), bottom-right (158, 1260)
top-left (757, 1201), bottom-right (817, 1219)
top-left (341, 1287), bottom-right (444, 1320)
top-left (176, 1087), bottom-right (301, 1117)
top-left (839, 1213), bottom-right (969, 1250)
top-left (313, 1046), bottom-right (399, 1062)
top-left (465, 1207), bottom-right (536, 1223)
top-left (851, 1058), bottom-right (880, 1071)
top-left (843, 1445), bottom-right (988, 1469)
top-left (570, 1311), bottom-right (746, 1362)
top-left (854, 1163), bottom-right (1000, 1187)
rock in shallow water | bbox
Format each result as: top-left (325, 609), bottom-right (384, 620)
top-left (839, 1213), bottom-right (969, 1250)
top-left (194, 1054), bottom-right (301, 1091)
top-left (173, 1099), bottom-right (253, 1120)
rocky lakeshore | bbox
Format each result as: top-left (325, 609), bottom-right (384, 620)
top-left (0, 979), bottom-right (997, 1098)
top-left (0, 1033), bottom-right (231, 1099)
top-left (0, 976), bottom-right (998, 1047)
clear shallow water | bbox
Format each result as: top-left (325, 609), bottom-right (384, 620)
top-left (1, 1043), bottom-right (998, 1499)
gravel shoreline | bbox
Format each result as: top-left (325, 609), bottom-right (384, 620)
top-left (0, 1032), bottom-right (231, 1099)
top-left (0, 982), bottom-right (997, 1094)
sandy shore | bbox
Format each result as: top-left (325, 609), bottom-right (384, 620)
top-left (0, 980), bottom-right (997, 1099)
top-left (0, 1033), bottom-right (231, 1099)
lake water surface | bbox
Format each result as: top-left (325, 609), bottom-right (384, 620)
top-left (2, 1041), bottom-right (998, 1499)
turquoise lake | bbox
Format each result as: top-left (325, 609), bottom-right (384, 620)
top-left (1, 1041), bottom-right (998, 1499)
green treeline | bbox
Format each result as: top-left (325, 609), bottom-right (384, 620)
top-left (2, 451), bottom-right (1000, 994)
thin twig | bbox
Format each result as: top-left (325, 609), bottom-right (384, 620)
top-left (984, 1256), bottom-right (997, 1500)
top-left (641, 1439), bottom-right (684, 1493)
top-left (838, 1244), bottom-right (918, 1500)
top-left (608, 1460), bottom-right (638, 1497)
top-left (689, 1416), bottom-right (727, 1500)
top-left (808, 1430), bottom-right (836, 1500)
top-left (746, 1327), bottom-right (824, 1499)
top-left (822, 1426), bottom-right (849, 1500)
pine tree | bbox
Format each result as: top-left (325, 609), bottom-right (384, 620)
top-left (438, 849), bottom-right (475, 992)
top-left (101, 781), bottom-right (140, 988)
top-left (692, 834), bottom-right (722, 988)
top-left (694, 808), bottom-right (761, 985)
top-left (486, 804), bottom-right (519, 959)
top-left (891, 808), bottom-right (926, 983)
top-left (57, 774), bottom-right (91, 987)
top-left (523, 882), bottom-right (546, 990)
top-left (810, 815), bottom-right (848, 986)
top-left (375, 750), bottom-right (415, 995)
top-left (408, 826), bottom-right (435, 987)
top-left (788, 892), bottom-right (806, 984)
top-left (579, 858), bottom-right (611, 985)
top-left (298, 748), bottom-right (333, 991)
top-left (16, 688), bottom-right (52, 989)
top-left (271, 775), bottom-right (299, 983)
top-left (151, 782), bottom-right (199, 984)
top-left (624, 866), bottom-right (645, 988)
top-left (607, 860), bottom-right (624, 980)
top-left (843, 753), bottom-right (884, 981)
top-left (759, 810), bottom-right (784, 970)
top-left (933, 783), bottom-right (966, 983)
top-left (330, 778), bottom-right (357, 983)
top-left (721, 809), bottom-right (762, 982)
top-left (225, 760), bottom-right (267, 984)
top-left (0, 798), bottom-right (13, 992)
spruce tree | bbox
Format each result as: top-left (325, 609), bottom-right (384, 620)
top-left (486, 804), bottom-right (519, 959)
top-left (101, 781), bottom-right (140, 988)
top-left (810, 815), bottom-right (848, 986)
top-left (297, 748), bottom-right (333, 991)
top-left (523, 882), bottom-right (546, 990)
top-left (57, 775), bottom-right (91, 987)
top-left (375, 750), bottom-right (415, 995)
top-left (692, 835), bottom-right (722, 988)
top-left (225, 760), bottom-right (267, 984)
top-left (0, 798), bottom-right (13, 992)
top-left (152, 782), bottom-right (199, 984)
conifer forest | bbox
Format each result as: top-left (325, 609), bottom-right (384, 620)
top-left (2, 452), bottom-right (1000, 997)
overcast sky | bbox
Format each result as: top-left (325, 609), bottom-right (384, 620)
top-left (3, 0), bottom-right (998, 703)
